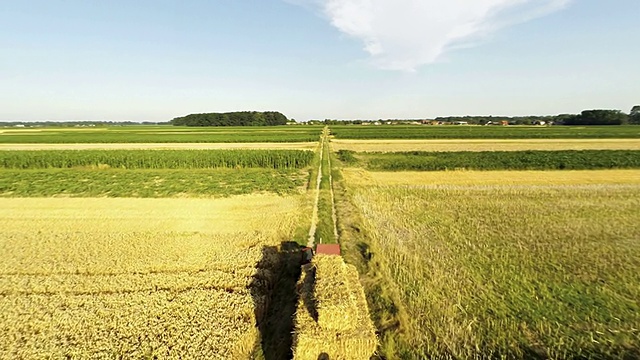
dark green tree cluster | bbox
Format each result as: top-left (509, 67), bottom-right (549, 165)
top-left (630, 106), bottom-right (640, 125)
top-left (170, 111), bottom-right (288, 127)
top-left (563, 110), bottom-right (629, 125)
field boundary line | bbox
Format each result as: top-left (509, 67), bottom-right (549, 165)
top-left (0, 142), bottom-right (318, 151)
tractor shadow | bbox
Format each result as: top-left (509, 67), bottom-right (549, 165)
top-left (299, 263), bottom-right (318, 322)
top-left (251, 241), bottom-right (304, 360)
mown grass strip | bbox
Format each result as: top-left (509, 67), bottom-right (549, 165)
top-left (315, 134), bottom-right (337, 244)
top-left (0, 126), bottom-right (323, 143)
top-left (0, 150), bottom-right (314, 170)
top-left (349, 150), bottom-right (640, 171)
top-left (0, 168), bottom-right (307, 197)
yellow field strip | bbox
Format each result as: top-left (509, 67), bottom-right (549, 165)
top-left (0, 267), bottom-right (274, 295)
top-left (332, 139), bottom-right (640, 152)
top-left (342, 169), bottom-right (640, 187)
top-left (0, 142), bottom-right (317, 150)
top-left (0, 196), bottom-right (298, 275)
top-left (0, 196), bottom-right (297, 233)
top-left (1, 288), bottom-right (259, 358)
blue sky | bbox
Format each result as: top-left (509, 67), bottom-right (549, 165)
top-left (1, 0), bottom-right (638, 121)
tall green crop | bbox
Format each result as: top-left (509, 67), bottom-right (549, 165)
top-left (0, 150), bottom-right (314, 170)
top-left (360, 150), bottom-right (640, 171)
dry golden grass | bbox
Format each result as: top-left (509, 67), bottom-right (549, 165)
top-left (342, 168), bottom-right (640, 187)
top-left (293, 255), bottom-right (377, 360)
top-left (345, 173), bottom-right (640, 358)
top-left (332, 138), bottom-right (640, 152)
top-left (0, 195), bottom-right (301, 359)
top-left (0, 142), bottom-right (317, 150)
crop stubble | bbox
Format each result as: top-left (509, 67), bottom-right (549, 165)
top-left (0, 196), bottom-right (301, 359)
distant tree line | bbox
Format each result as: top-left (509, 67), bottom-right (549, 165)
top-left (317, 107), bottom-right (640, 126)
top-left (630, 105), bottom-right (640, 125)
top-left (434, 115), bottom-right (554, 125)
top-left (434, 109), bottom-right (634, 125)
top-left (170, 111), bottom-right (288, 127)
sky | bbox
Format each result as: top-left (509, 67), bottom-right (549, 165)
top-left (1, 0), bottom-right (638, 121)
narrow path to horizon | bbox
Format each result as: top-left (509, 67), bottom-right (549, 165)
top-left (306, 127), bottom-right (338, 248)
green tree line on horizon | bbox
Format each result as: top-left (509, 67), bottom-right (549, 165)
top-left (170, 111), bottom-right (288, 127)
top-left (318, 107), bottom-right (640, 126)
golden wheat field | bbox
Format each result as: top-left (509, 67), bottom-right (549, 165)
top-left (0, 196), bottom-right (301, 359)
top-left (331, 138), bottom-right (640, 152)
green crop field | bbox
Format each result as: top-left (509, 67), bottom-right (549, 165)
top-left (0, 125), bottom-right (323, 143)
top-left (0, 149), bottom-right (314, 198)
top-left (0, 168), bottom-right (308, 198)
top-left (0, 149), bottom-right (313, 170)
top-left (330, 125), bottom-right (640, 139)
top-left (338, 149), bottom-right (640, 171)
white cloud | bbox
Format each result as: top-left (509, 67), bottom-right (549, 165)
top-left (292, 0), bottom-right (571, 71)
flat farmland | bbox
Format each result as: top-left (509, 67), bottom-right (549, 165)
top-left (332, 138), bottom-right (640, 152)
top-left (0, 196), bottom-right (302, 358)
top-left (0, 134), bottom-right (329, 359)
top-left (0, 149), bottom-right (314, 197)
top-left (0, 125), bottom-right (323, 143)
top-left (330, 125), bottom-right (640, 139)
top-left (341, 168), bottom-right (640, 359)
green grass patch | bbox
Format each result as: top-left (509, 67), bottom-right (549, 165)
top-left (356, 150), bottom-right (640, 171)
top-left (352, 184), bottom-right (640, 359)
top-left (315, 136), bottom-right (337, 244)
top-left (0, 168), bottom-right (307, 197)
top-left (0, 125), bottom-right (323, 143)
top-left (0, 150), bottom-right (314, 170)
top-left (315, 193), bottom-right (336, 244)
top-left (330, 125), bottom-right (640, 139)
top-left (336, 149), bottom-right (357, 164)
